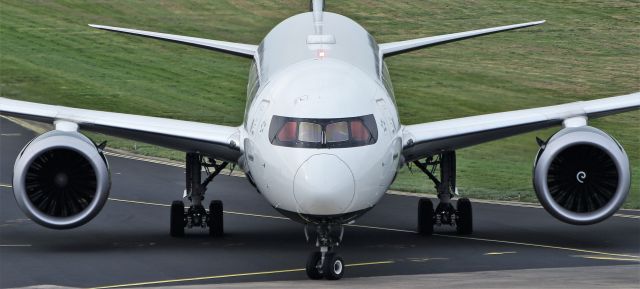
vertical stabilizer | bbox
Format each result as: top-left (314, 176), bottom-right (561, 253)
top-left (311, 0), bottom-right (325, 35)
top-left (307, 0), bottom-right (335, 45)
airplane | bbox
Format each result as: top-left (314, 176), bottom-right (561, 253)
top-left (1, 0), bottom-right (638, 280)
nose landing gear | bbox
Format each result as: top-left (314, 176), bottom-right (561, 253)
top-left (305, 223), bottom-right (345, 280)
top-left (170, 152), bottom-right (228, 237)
top-left (414, 151), bottom-right (473, 235)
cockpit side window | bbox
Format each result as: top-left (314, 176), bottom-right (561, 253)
top-left (244, 60), bottom-right (261, 129)
top-left (269, 115), bottom-right (378, 148)
top-left (350, 120), bottom-right (371, 142)
top-left (277, 121), bottom-right (297, 142)
top-left (381, 62), bottom-right (396, 104)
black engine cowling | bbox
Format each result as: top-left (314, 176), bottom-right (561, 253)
top-left (533, 126), bottom-right (630, 225)
top-left (13, 130), bottom-right (110, 229)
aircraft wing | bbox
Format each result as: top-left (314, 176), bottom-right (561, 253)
top-left (401, 92), bottom-right (640, 162)
top-left (89, 24), bottom-right (257, 58)
top-left (380, 20), bottom-right (545, 57)
top-left (0, 97), bottom-right (242, 163)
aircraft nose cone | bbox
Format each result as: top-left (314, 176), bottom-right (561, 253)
top-left (294, 154), bottom-right (355, 215)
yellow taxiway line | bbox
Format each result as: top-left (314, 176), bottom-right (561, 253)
top-left (0, 181), bottom-right (640, 219)
top-left (104, 152), bottom-right (184, 169)
top-left (484, 251), bottom-right (517, 255)
top-left (577, 255), bottom-right (640, 262)
top-left (3, 148), bottom-right (639, 219)
top-left (433, 234), bottom-right (639, 259)
top-left (107, 198), bottom-right (168, 207)
top-left (387, 190), bottom-right (640, 218)
top-left (108, 198), bottom-right (289, 220)
top-left (89, 260), bottom-right (395, 289)
top-left (106, 197), bottom-right (640, 260)
top-left (3, 186), bottom-right (640, 260)
top-left (611, 213), bottom-right (640, 219)
top-left (2, 182), bottom-right (639, 287)
top-left (103, 151), bottom-right (245, 177)
top-left (3, 183), bottom-right (640, 259)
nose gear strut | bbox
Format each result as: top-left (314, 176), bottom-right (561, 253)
top-left (305, 223), bottom-right (345, 280)
top-left (413, 151), bottom-right (473, 235)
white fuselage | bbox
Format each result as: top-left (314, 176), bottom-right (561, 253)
top-left (238, 12), bottom-right (402, 222)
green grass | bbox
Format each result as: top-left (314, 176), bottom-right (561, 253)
top-left (1, 1), bottom-right (638, 208)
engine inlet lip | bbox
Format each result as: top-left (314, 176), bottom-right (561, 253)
top-left (13, 132), bottom-right (111, 229)
top-left (533, 129), bottom-right (630, 225)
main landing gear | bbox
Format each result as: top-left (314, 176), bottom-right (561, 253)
top-left (170, 152), bottom-right (228, 237)
top-left (305, 223), bottom-right (345, 280)
top-left (413, 151), bottom-right (473, 235)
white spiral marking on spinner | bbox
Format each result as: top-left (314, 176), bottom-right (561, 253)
top-left (576, 171), bottom-right (586, 184)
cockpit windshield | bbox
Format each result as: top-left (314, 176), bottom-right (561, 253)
top-left (269, 115), bottom-right (378, 148)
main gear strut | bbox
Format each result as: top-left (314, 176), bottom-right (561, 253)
top-left (170, 152), bottom-right (228, 237)
top-left (413, 151), bottom-right (472, 235)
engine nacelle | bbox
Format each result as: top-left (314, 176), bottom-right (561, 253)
top-left (13, 130), bottom-right (111, 229)
top-left (533, 126), bottom-right (630, 225)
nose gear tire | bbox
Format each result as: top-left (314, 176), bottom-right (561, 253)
top-left (305, 251), bottom-right (324, 280)
top-left (323, 252), bottom-right (344, 280)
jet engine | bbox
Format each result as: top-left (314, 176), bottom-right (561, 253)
top-left (533, 126), bottom-right (630, 225)
top-left (12, 130), bottom-right (111, 229)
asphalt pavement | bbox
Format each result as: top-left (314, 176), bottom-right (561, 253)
top-left (1, 117), bottom-right (638, 288)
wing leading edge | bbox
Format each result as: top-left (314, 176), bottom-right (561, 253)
top-left (402, 92), bottom-right (640, 162)
top-left (89, 24), bottom-right (257, 58)
top-left (379, 20), bottom-right (545, 57)
top-left (0, 98), bottom-right (241, 163)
